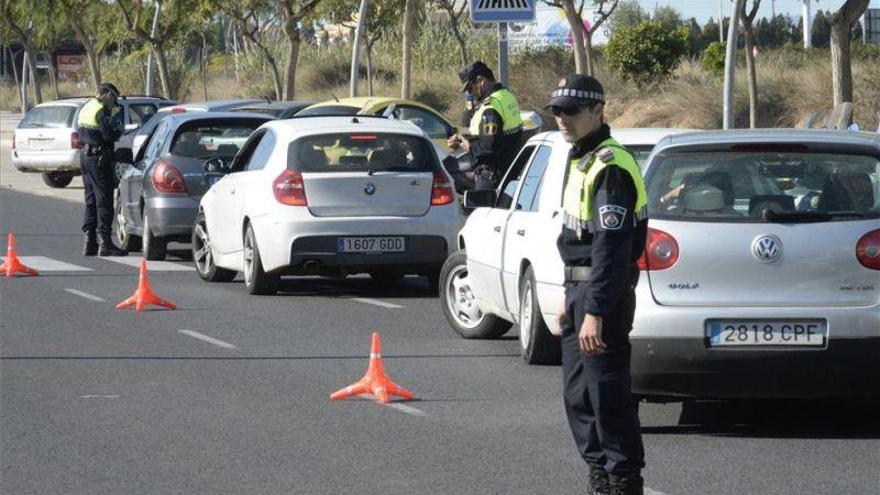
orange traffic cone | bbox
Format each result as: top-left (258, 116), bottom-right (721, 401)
top-left (330, 332), bottom-right (415, 404)
top-left (0, 232), bottom-right (38, 277)
top-left (116, 259), bottom-right (176, 311)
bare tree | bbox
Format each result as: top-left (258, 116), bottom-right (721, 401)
top-left (0, 0), bottom-right (43, 104)
top-left (401, 0), bottom-right (419, 98)
top-left (723, 0), bottom-right (745, 129)
top-left (543, 0), bottom-right (617, 75)
top-left (429, 0), bottom-right (469, 67)
top-left (275, 0), bottom-right (322, 100)
top-left (58, 0), bottom-right (102, 92)
top-left (740, 0), bottom-right (761, 128)
top-left (830, 0), bottom-right (869, 106)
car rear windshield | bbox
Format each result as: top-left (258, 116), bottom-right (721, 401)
top-left (170, 121), bottom-right (263, 158)
top-left (295, 105), bottom-right (359, 117)
top-left (288, 133), bottom-right (438, 173)
top-left (19, 105), bottom-right (76, 128)
top-left (646, 151), bottom-right (880, 222)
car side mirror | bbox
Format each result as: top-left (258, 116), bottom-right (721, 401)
top-left (114, 147), bottom-right (134, 164)
top-left (464, 189), bottom-right (497, 209)
top-left (204, 157), bottom-right (231, 177)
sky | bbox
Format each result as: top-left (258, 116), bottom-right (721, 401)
top-left (630, 0), bottom-right (880, 23)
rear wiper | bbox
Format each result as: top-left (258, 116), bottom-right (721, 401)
top-left (763, 210), bottom-right (829, 223)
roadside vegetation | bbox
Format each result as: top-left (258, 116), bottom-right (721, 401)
top-left (1, 0), bottom-right (878, 131)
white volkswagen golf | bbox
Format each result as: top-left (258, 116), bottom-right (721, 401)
top-left (193, 116), bottom-right (464, 295)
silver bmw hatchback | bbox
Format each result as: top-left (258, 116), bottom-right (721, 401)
top-left (634, 129), bottom-right (880, 401)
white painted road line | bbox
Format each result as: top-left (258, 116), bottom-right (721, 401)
top-left (80, 395), bottom-right (119, 399)
top-left (64, 288), bottom-right (105, 302)
top-left (101, 257), bottom-right (194, 271)
top-left (645, 488), bottom-right (669, 495)
top-left (1, 256), bottom-right (92, 271)
top-left (358, 394), bottom-right (426, 417)
top-left (349, 297), bottom-right (404, 309)
top-left (178, 329), bottom-right (237, 349)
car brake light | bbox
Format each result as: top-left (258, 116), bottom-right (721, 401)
top-left (171, 107), bottom-right (186, 113)
top-left (856, 229), bottom-right (880, 270)
top-left (430, 169), bottom-right (454, 206)
top-left (636, 228), bottom-right (679, 271)
top-left (273, 169), bottom-right (307, 206)
top-left (152, 160), bottom-right (188, 193)
top-left (71, 131), bottom-right (80, 149)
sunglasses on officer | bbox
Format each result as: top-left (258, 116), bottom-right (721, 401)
top-left (550, 105), bottom-right (586, 117)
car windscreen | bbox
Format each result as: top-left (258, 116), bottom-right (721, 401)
top-left (288, 133), bottom-right (438, 173)
top-left (169, 121), bottom-right (264, 159)
top-left (646, 151), bottom-right (880, 222)
top-left (19, 105), bottom-right (76, 128)
top-left (294, 105), bottom-right (360, 117)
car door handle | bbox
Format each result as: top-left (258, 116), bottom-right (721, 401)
top-left (493, 226), bottom-right (501, 233)
top-left (230, 186), bottom-right (235, 194)
top-left (516, 229), bottom-right (525, 236)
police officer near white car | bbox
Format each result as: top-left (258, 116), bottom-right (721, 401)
top-left (549, 75), bottom-right (648, 495)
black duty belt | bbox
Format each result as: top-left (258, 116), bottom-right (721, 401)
top-left (564, 266), bottom-right (591, 282)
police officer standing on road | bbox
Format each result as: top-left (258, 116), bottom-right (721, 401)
top-left (78, 83), bottom-right (126, 257)
top-left (549, 75), bottom-right (648, 495)
top-left (448, 61), bottom-right (524, 190)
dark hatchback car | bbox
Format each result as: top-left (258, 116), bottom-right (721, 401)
top-left (114, 112), bottom-right (273, 260)
top-left (229, 101), bottom-right (314, 119)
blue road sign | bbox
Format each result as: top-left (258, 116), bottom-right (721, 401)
top-left (470, 0), bottom-right (536, 23)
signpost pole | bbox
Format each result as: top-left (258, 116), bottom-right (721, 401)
top-left (497, 22), bottom-right (509, 87)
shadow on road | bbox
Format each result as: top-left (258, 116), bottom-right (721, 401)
top-left (642, 399), bottom-right (880, 439)
top-left (276, 276), bottom-right (438, 299)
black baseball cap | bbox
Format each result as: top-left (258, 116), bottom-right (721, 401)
top-left (458, 61), bottom-right (495, 92)
top-left (545, 74), bottom-right (605, 110)
top-left (99, 83), bottom-right (120, 98)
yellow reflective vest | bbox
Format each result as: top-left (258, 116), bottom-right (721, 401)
top-left (468, 86), bottom-right (523, 136)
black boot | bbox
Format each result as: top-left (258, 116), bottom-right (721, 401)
top-left (587, 465), bottom-right (611, 495)
top-left (83, 231), bottom-right (98, 256)
top-left (608, 474), bottom-right (644, 495)
top-left (98, 233), bottom-right (127, 257)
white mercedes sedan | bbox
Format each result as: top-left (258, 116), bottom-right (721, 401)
top-left (193, 117), bottom-right (464, 295)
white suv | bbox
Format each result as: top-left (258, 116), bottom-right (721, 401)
top-left (193, 116), bottom-right (465, 295)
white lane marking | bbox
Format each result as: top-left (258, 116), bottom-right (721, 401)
top-left (349, 297), bottom-right (404, 309)
top-left (645, 488), bottom-right (669, 495)
top-left (101, 257), bottom-right (194, 271)
top-left (178, 329), bottom-right (237, 349)
top-left (358, 394), bottom-right (426, 416)
top-left (64, 288), bottom-right (105, 302)
top-left (81, 395), bottom-right (119, 399)
top-left (1, 256), bottom-right (92, 271)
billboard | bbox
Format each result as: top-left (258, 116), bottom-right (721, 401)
top-left (506, 5), bottom-right (610, 51)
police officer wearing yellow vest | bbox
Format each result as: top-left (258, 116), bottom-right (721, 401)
top-left (548, 75), bottom-right (647, 495)
top-left (78, 83), bottom-right (126, 257)
top-left (448, 61), bottom-right (523, 190)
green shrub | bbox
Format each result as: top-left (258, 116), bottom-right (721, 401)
top-left (701, 41), bottom-right (726, 77)
top-left (605, 21), bottom-right (689, 87)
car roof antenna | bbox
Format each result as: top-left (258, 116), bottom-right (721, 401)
top-left (330, 93), bottom-right (339, 102)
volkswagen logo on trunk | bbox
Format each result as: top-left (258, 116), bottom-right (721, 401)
top-left (364, 183), bottom-right (376, 195)
top-left (752, 235), bottom-right (782, 263)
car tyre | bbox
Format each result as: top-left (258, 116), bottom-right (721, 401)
top-left (142, 209), bottom-right (167, 261)
top-left (42, 172), bottom-right (73, 188)
top-left (440, 250), bottom-right (511, 339)
top-left (113, 194), bottom-right (141, 252)
top-left (192, 211), bottom-right (236, 282)
top-left (519, 266), bottom-right (561, 365)
top-left (243, 223), bottom-right (279, 295)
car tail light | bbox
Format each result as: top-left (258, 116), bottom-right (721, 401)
top-left (70, 131), bottom-right (80, 149)
top-left (636, 228), bottom-right (679, 271)
top-left (152, 160), bottom-right (188, 193)
top-left (856, 229), bottom-right (880, 270)
top-left (430, 169), bottom-right (454, 206)
top-left (171, 107), bottom-right (186, 114)
top-left (273, 169), bottom-right (307, 206)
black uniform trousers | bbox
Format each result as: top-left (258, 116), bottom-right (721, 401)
top-left (560, 279), bottom-right (645, 477)
top-left (81, 147), bottom-right (115, 235)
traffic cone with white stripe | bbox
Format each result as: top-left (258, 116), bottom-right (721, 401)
top-left (0, 232), bottom-right (38, 277)
top-left (330, 332), bottom-right (415, 404)
top-left (116, 259), bottom-right (176, 311)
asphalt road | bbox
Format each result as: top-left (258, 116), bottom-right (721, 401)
top-left (2, 142), bottom-right (880, 494)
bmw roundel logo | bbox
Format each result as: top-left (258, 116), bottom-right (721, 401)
top-left (751, 235), bottom-right (782, 263)
top-left (364, 183), bottom-right (376, 195)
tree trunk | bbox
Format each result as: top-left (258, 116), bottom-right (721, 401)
top-left (365, 40), bottom-right (373, 97)
top-left (585, 31), bottom-right (594, 77)
top-left (201, 34), bottom-right (209, 101)
top-left (448, 12), bottom-right (469, 67)
top-left (282, 24), bottom-right (301, 100)
top-left (743, 26), bottom-right (758, 128)
top-left (46, 52), bottom-right (59, 100)
top-left (71, 20), bottom-right (101, 92)
top-left (723, 0), bottom-right (745, 129)
top-left (153, 44), bottom-right (173, 99)
top-left (23, 44), bottom-right (42, 104)
top-left (401, 0), bottom-right (414, 99)
top-left (246, 29), bottom-right (283, 100)
top-left (561, 0), bottom-right (587, 74)
top-left (830, 0), bottom-right (869, 106)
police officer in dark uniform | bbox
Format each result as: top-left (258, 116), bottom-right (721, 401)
top-left (448, 61), bottom-right (524, 190)
top-left (548, 75), bottom-right (648, 495)
top-left (78, 83), bottom-right (126, 257)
